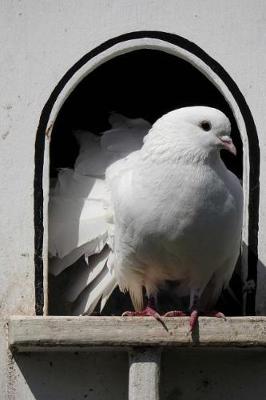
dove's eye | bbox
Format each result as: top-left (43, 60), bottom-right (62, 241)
top-left (200, 121), bottom-right (212, 131)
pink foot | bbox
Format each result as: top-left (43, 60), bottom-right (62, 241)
top-left (206, 310), bottom-right (226, 319)
top-left (189, 310), bottom-right (226, 332)
top-left (122, 306), bottom-right (162, 323)
top-left (189, 310), bottom-right (199, 332)
top-left (164, 311), bottom-right (186, 317)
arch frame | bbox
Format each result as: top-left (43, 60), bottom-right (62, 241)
top-left (35, 31), bottom-right (259, 316)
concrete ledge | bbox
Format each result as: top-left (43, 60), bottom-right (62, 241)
top-left (8, 316), bottom-right (266, 352)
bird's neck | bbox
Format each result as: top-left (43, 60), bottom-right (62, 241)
top-left (141, 135), bottom-right (221, 167)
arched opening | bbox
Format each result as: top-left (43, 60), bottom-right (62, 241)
top-left (48, 49), bottom-right (243, 316)
top-left (35, 32), bottom-right (259, 317)
top-left (50, 49), bottom-right (242, 180)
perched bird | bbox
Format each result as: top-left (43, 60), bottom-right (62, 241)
top-left (49, 107), bottom-right (243, 330)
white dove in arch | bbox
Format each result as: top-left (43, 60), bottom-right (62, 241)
top-left (49, 106), bottom-right (243, 331)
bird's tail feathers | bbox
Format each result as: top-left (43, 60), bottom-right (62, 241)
top-left (71, 253), bottom-right (118, 315)
top-left (49, 234), bottom-right (107, 276)
top-left (63, 246), bottom-right (110, 303)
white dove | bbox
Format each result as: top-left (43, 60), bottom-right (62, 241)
top-left (49, 107), bottom-right (243, 330)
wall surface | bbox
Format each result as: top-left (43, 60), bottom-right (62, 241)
top-left (1, 0), bottom-right (266, 398)
top-left (162, 348), bottom-right (266, 400)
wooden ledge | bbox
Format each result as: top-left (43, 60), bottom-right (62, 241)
top-left (8, 316), bottom-right (266, 352)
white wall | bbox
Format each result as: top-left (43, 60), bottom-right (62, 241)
top-left (1, 1), bottom-right (266, 398)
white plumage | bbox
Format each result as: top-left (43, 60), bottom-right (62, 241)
top-left (49, 107), bottom-right (243, 317)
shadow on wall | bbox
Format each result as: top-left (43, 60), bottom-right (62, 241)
top-left (13, 352), bottom-right (128, 400)
top-left (12, 347), bottom-right (266, 399)
top-left (162, 348), bottom-right (266, 400)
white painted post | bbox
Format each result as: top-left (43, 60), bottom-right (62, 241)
top-left (129, 348), bottom-right (161, 400)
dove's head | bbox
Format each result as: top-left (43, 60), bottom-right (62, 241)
top-left (147, 106), bottom-right (236, 162)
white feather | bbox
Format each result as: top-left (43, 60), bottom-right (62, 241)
top-left (71, 266), bottom-right (117, 316)
top-left (64, 246), bottom-right (110, 302)
top-left (49, 235), bottom-right (107, 276)
top-left (48, 113), bottom-right (150, 313)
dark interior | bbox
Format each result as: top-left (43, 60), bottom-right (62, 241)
top-left (49, 49), bottom-right (243, 316)
top-left (50, 49), bottom-right (242, 179)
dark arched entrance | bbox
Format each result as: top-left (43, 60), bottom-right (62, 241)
top-left (34, 31), bottom-right (259, 316)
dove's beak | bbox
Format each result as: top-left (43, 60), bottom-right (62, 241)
top-left (219, 136), bottom-right (237, 156)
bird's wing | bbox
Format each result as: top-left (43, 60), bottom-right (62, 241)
top-left (48, 113), bottom-right (150, 314)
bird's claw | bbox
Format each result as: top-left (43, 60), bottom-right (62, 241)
top-left (122, 306), bottom-right (169, 331)
top-left (189, 310), bottom-right (226, 332)
top-left (122, 306), bottom-right (162, 322)
top-left (206, 310), bottom-right (226, 320)
top-left (164, 310), bottom-right (186, 317)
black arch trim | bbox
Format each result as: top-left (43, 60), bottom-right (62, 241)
top-left (34, 30), bottom-right (259, 315)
